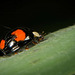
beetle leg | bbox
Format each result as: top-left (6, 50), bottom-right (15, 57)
top-left (38, 36), bottom-right (44, 42)
top-left (25, 46), bottom-right (29, 50)
top-left (32, 41), bottom-right (38, 45)
top-left (14, 52), bottom-right (18, 55)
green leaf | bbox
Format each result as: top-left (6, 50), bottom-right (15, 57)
top-left (0, 25), bottom-right (75, 75)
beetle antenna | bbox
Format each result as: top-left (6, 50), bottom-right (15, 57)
top-left (42, 31), bottom-right (46, 36)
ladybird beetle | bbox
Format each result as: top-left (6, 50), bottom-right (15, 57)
top-left (0, 27), bottom-right (44, 56)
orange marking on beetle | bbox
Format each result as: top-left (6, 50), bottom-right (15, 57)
top-left (11, 29), bottom-right (26, 42)
top-left (0, 40), bottom-right (5, 49)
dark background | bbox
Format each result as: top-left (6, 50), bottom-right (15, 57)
top-left (0, 1), bottom-right (75, 39)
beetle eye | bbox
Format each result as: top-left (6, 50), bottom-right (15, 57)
top-left (9, 41), bottom-right (15, 47)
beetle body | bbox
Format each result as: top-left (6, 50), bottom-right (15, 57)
top-left (0, 27), bottom-right (42, 56)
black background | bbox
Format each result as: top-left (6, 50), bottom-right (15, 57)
top-left (0, 1), bottom-right (75, 39)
